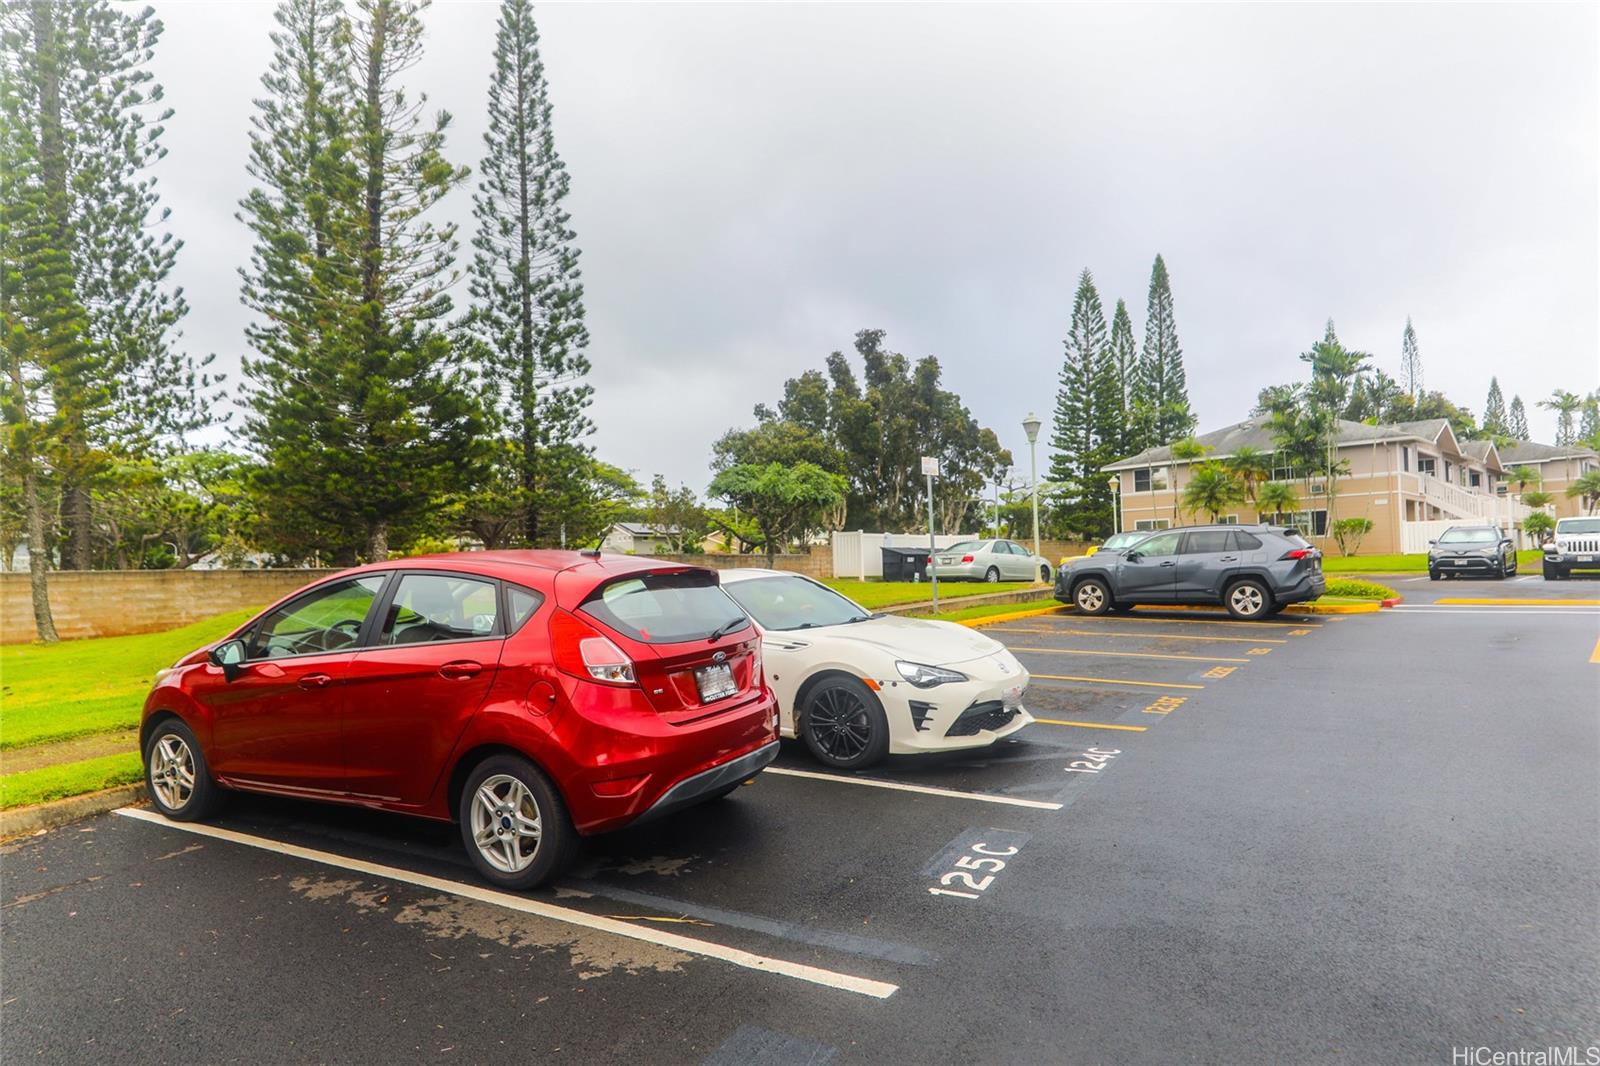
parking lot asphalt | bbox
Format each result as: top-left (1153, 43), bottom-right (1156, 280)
top-left (5, 577), bottom-right (1598, 1064)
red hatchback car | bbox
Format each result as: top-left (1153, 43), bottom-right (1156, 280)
top-left (140, 551), bottom-right (779, 888)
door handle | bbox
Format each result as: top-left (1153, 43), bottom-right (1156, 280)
top-left (297, 673), bottom-right (333, 689)
top-left (1159, 560), bottom-right (1176, 567)
top-left (1219, 556), bottom-right (1238, 562)
top-left (439, 660), bottom-right (482, 680)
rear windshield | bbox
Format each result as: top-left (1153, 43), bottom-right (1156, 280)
top-left (723, 575), bottom-right (870, 631)
top-left (579, 571), bottom-right (747, 644)
top-left (944, 540), bottom-right (985, 553)
top-left (1281, 530), bottom-right (1313, 549)
top-left (1439, 528), bottom-right (1497, 544)
top-left (1557, 518), bottom-right (1600, 534)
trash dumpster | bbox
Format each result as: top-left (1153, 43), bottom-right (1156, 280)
top-left (881, 545), bottom-right (931, 582)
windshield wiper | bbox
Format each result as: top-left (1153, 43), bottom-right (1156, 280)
top-left (706, 617), bottom-right (748, 643)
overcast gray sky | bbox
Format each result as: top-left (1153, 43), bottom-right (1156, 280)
top-left (151, 1), bottom-right (1599, 489)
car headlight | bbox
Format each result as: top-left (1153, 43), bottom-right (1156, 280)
top-left (895, 660), bottom-right (968, 688)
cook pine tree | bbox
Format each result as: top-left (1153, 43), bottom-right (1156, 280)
top-left (464, 0), bottom-right (592, 548)
top-left (1049, 270), bottom-right (1119, 540)
top-left (1482, 377), bottom-right (1507, 437)
top-left (1106, 297), bottom-right (1137, 459)
top-left (1507, 395), bottom-right (1529, 441)
top-left (1400, 317), bottom-right (1423, 398)
top-left (3, 0), bottom-right (214, 574)
top-left (242, 0), bottom-right (484, 563)
top-left (1131, 253), bottom-right (1194, 449)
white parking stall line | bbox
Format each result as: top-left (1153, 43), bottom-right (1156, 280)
top-left (763, 767), bottom-right (1064, 810)
top-left (113, 808), bottom-right (899, 999)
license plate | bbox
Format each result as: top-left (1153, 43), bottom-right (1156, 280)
top-left (694, 662), bottom-right (737, 703)
top-left (1001, 685), bottom-right (1024, 710)
top-left (1449, 559), bottom-right (1469, 565)
top-left (939, 556), bottom-right (956, 565)
top-left (1579, 555), bottom-right (1596, 564)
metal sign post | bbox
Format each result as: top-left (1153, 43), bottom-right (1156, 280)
top-left (922, 456), bottom-right (940, 612)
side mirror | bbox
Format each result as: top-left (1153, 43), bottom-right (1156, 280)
top-left (209, 638), bottom-right (247, 682)
top-left (1427, 540), bottom-right (1436, 547)
top-left (1125, 551), bottom-right (1141, 562)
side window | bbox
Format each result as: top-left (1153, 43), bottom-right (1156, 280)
top-left (1231, 531), bottom-right (1263, 551)
top-left (506, 584), bottom-right (545, 634)
top-left (1182, 531), bottom-right (1232, 554)
top-left (1003, 542), bottom-right (1023, 556)
top-left (1134, 532), bottom-right (1181, 557)
top-left (247, 576), bottom-right (387, 660)
top-left (380, 573), bottom-right (500, 646)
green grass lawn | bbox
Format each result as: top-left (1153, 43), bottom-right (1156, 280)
top-left (908, 597), bottom-right (1061, 624)
top-left (823, 578), bottom-right (1038, 609)
top-left (0, 608), bottom-right (257, 752)
top-left (0, 751), bottom-right (144, 810)
top-left (1323, 550), bottom-right (1541, 574)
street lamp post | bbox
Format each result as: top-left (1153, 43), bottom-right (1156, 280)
top-left (1022, 413), bottom-right (1042, 561)
top-left (1108, 475), bottom-right (1122, 535)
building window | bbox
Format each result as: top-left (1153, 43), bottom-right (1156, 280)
top-left (1402, 446), bottom-right (1410, 472)
top-left (1261, 509), bottom-right (1328, 536)
top-left (1469, 470), bottom-right (1481, 488)
top-left (1496, 484), bottom-right (1507, 497)
top-left (1132, 467), bottom-right (1168, 492)
top-left (1217, 515), bottom-right (1239, 525)
top-left (1417, 456), bottom-right (1436, 477)
top-left (1134, 518), bottom-right (1170, 531)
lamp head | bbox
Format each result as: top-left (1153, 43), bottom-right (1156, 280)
top-left (1021, 412), bottom-right (1042, 445)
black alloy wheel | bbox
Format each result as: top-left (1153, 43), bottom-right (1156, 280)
top-left (801, 676), bottom-right (890, 770)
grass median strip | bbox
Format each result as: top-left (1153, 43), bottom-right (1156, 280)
top-left (822, 579), bottom-right (1038, 610)
top-left (0, 751), bottom-right (143, 810)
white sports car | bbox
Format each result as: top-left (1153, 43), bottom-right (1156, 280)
top-left (718, 569), bottom-right (1034, 769)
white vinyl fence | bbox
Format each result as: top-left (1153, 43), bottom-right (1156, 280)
top-left (1399, 520), bottom-right (1459, 555)
top-left (831, 531), bottom-right (975, 579)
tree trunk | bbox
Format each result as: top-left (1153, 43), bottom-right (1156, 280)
top-left (22, 465), bottom-right (59, 643)
top-left (367, 521), bottom-right (389, 563)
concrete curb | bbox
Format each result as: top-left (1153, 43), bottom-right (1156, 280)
top-left (0, 784), bottom-right (148, 841)
top-left (957, 604), bottom-right (1069, 628)
top-left (1282, 601), bottom-right (1382, 615)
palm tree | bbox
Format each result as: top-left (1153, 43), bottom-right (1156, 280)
top-left (1169, 437), bottom-right (1209, 523)
top-left (1181, 461), bottom-right (1245, 523)
top-left (1227, 446), bottom-right (1272, 504)
top-left (1507, 465), bottom-right (1541, 496)
top-left (1256, 481), bottom-right (1301, 523)
top-left (1539, 389), bottom-right (1583, 445)
top-left (1567, 472), bottom-right (1600, 515)
top-left (1300, 337), bottom-right (1372, 524)
top-left (1520, 490), bottom-right (1555, 511)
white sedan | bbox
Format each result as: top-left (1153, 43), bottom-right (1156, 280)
top-left (718, 570), bottom-right (1034, 769)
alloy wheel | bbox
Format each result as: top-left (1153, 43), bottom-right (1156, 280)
top-left (1230, 583), bottom-right (1265, 617)
top-left (807, 687), bottom-right (872, 761)
top-left (1076, 582), bottom-right (1106, 612)
top-left (470, 774), bottom-right (543, 874)
top-left (150, 734), bottom-right (197, 811)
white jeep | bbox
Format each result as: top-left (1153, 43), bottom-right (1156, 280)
top-left (1542, 516), bottom-right (1600, 580)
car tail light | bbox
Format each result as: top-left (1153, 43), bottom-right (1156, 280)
top-left (961, 554), bottom-right (974, 563)
top-left (1280, 548), bottom-right (1312, 560)
top-left (551, 610), bottom-right (636, 686)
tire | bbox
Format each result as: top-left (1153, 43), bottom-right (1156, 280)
top-left (1542, 562), bottom-right (1555, 581)
top-left (1428, 570), bottom-right (1440, 581)
top-left (1224, 579), bottom-right (1273, 620)
top-left (144, 717), bottom-right (221, 822)
top-left (1073, 577), bottom-right (1114, 616)
top-left (1039, 564), bottom-right (1052, 583)
top-left (984, 567), bottom-right (1000, 583)
top-left (459, 754), bottom-right (576, 891)
top-left (801, 675), bottom-right (890, 770)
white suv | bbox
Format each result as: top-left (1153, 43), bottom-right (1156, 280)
top-left (1542, 516), bottom-right (1600, 580)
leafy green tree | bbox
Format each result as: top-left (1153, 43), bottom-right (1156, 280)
top-left (1181, 460), bottom-right (1244, 523)
top-left (1387, 388), bottom-right (1479, 439)
top-left (242, 0), bottom-right (485, 563)
top-left (643, 475), bottom-right (710, 553)
top-left (1521, 510), bottom-right (1554, 541)
top-left (1048, 269), bottom-right (1117, 540)
top-left (1481, 377), bottom-right (1507, 437)
top-left (1400, 316), bottom-right (1422, 398)
top-left (1106, 297), bottom-right (1137, 455)
top-left (1130, 254), bottom-right (1193, 447)
top-left (1256, 481), bottom-right (1301, 522)
top-left (1227, 446), bottom-right (1272, 504)
top-left (463, 0), bottom-right (591, 547)
top-left (1540, 389), bottom-right (1582, 445)
top-left (1300, 334), bottom-right (1371, 523)
top-left (1330, 517), bottom-right (1374, 557)
top-left (1579, 392), bottom-right (1599, 450)
top-left (1506, 465), bottom-right (1540, 496)
top-left (1520, 489), bottom-right (1554, 511)
top-left (1567, 471), bottom-right (1600, 515)
top-left (712, 417), bottom-right (845, 475)
top-left (1507, 395), bottom-right (1530, 440)
top-left (3, 1), bottom-right (217, 573)
top-left (708, 462), bottom-right (846, 566)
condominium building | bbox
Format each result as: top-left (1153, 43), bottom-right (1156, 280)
top-left (1105, 418), bottom-right (1537, 554)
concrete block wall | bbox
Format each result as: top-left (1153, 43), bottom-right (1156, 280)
top-left (652, 552), bottom-right (832, 580)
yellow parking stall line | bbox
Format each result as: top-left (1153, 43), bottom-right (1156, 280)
top-left (1033, 717), bottom-right (1148, 732)
top-left (1006, 645), bottom-right (1250, 664)
top-left (1590, 637), bottom-right (1600, 664)
top-left (994, 626), bottom-right (1288, 645)
top-left (1031, 672), bottom-right (1204, 691)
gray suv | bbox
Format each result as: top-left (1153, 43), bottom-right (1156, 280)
top-left (1053, 525), bottom-right (1326, 620)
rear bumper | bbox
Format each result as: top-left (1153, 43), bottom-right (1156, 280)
top-left (1274, 573), bottom-right (1325, 604)
top-left (633, 740), bottom-right (780, 824)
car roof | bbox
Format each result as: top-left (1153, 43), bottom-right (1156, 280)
top-left (716, 568), bottom-right (799, 584)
